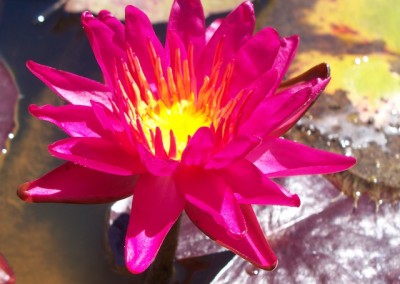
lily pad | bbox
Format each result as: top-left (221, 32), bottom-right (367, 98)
top-left (0, 58), bottom-right (19, 165)
top-left (211, 176), bottom-right (400, 283)
top-left (304, 0), bottom-right (400, 54)
top-left (64, 0), bottom-right (246, 23)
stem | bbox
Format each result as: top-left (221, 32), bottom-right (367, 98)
top-left (144, 215), bottom-right (181, 284)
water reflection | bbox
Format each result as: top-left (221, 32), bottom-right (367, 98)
top-left (0, 1), bottom-right (140, 283)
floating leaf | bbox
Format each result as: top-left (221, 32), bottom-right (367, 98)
top-left (304, 0), bottom-right (400, 54)
top-left (290, 52), bottom-right (400, 125)
top-left (65, 0), bottom-right (246, 23)
top-left (0, 58), bottom-right (19, 164)
top-left (210, 176), bottom-right (400, 283)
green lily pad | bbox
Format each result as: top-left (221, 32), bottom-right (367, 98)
top-left (304, 0), bottom-right (400, 54)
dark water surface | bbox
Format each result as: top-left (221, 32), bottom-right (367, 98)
top-left (0, 1), bottom-right (141, 283)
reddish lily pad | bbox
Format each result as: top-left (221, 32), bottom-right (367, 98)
top-left (210, 176), bottom-right (400, 283)
top-left (64, 0), bottom-right (246, 23)
top-left (0, 58), bottom-right (19, 165)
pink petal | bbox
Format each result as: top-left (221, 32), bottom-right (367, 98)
top-left (125, 5), bottom-right (166, 86)
top-left (90, 101), bottom-right (135, 151)
top-left (196, 1), bottom-right (255, 83)
top-left (81, 11), bottom-right (125, 86)
top-left (18, 162), bottom-right (137, 203)
top-left (205, 135), bottom-right (261, 169)
top-left (222, 160), bottom-right (300, 207)
top-left (181, 127), bottom-right (215, 166)
top-left (136, 144), bottom-right (178, 176)
top-left (167, 0), bottom-right (205, 62)
top-left (239, 79), bottom-right (328, 138)
top-left (49, 137), bottom-right (146, 176)
top-left (176, 167), bottom-right (247, 237)
top-left (125, 174), bottom-right (185, 273)
top-left (234, 68), bottom-right (277, 124)
top-left (273, 35), bottom-right (299, 84)
top-left (185, 202), bottom-right (278, 270)
top-left (229, 28), bottom-right (281, 97)
top-left (29, 104), bottom-right (104, 138)
top-left (26, 61), bottom-right (112, 107)
top-left (205, 19), bottom-right (222, 43)
top-left (249, 138), bottom-right (356, 177)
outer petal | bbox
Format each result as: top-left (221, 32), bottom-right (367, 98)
top-left (125, 5), bottom-right (166, 86)
top-left (176, 167), bottom-right (247, 237)
top-left (196, 1), bottom-right (255, 82)
top-left (249, 138), bottom-right (356, 177)
top-left (49, 137), bottom-right (146, 176)
top-left (26, 61), bottom-right (112, 107)
top-left (239, 75), bottom-right (329, 139)
top-left (185, 203), bottom-right (278, 270)
top-left (221, 160), bottom-right (300, 206)
top-left (205, 135), bottom-right (261, 169)
top-left (273, 35), bottom-right (299, 85)
top-left (205, 18), bottom-right (222, 43)
top-left (29, 104), bottom-right (104, 138)
top-left (82, 11), bottom-right (125, 86)
top-left (18, 162), bottom-right (137, 203)
top-left (167, 0), bottom-right (205, 62)
top-left (125, 174), bottom-right (185, 273)
top-left (229, 28), bottom-right (281, 97)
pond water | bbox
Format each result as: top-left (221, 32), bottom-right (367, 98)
top-left (0, 1), bottom-right (142, 283)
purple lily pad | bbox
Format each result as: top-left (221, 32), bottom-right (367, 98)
top-left (0, 253), bottom-right (15, 284)
top-left (210, 176), bottom-right (400, 283)
top-left (0, 58), bottom-right (19, 157)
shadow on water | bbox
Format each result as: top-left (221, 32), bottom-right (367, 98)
top-left (0, 1), bottom-right (142, 283)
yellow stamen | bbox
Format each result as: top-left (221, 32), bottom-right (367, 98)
top-left (115, 40), bottom-right (244, 160)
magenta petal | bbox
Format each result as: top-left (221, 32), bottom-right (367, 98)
top-left (273, 35), bottom-right (299, 84)
top-left (229, 28), bottom-right (281, 96)
top-left (205, 135), bottom-right (260, 169)
top-left (125, 174), bottom-right (185, 273)
top-left (249, 138), bottom-right (356, 178)
top-left (177, 167), bottom-right (247, 237)
top-left (239, 84), bottom-right (324, 138)
top-left (185, 203), bottom-right (278, 270)
top-left (196, 1), bottom-right (255, 81)
top-left (27, 61), bottom-right (112, 107)
top-left (49, 137), bottom-right (146, 176)
top-left (125, 5), bottom-right (166, 85)
top-left (137, 144), bottom-right (178, 176)
top-left (238, 69), bottom-right (278, 123)
top-left (82, 11), bottom-right (125, 86)
top-left (29, 104), bottom-right (104, 138)
top-left (222, 160), bottom-right (300, 207)
top-left (90, 101), bottom-right (134, 150)
top-left (181, 127), bottom-right (215, 166)
top-left (205, 18), bottom-right (222, 43)
top-left (18, 162), bottom-right (136, 203)
top-left (167, 0), bottom-right (205, 62)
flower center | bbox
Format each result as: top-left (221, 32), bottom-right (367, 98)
top-left (114, 40), bottom-right (248, 160)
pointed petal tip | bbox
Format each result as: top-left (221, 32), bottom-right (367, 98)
top-left (124, 239), bottom-right (152, 274)
top-left (17, 182), bottom-right (32, 202)
top-left (291, 193), bottom-right (301, 207)
top-left (263, 258), bottom-right (278, 271)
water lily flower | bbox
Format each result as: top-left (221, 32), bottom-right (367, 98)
top-left (18, 0), bottom-right (356, 274)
